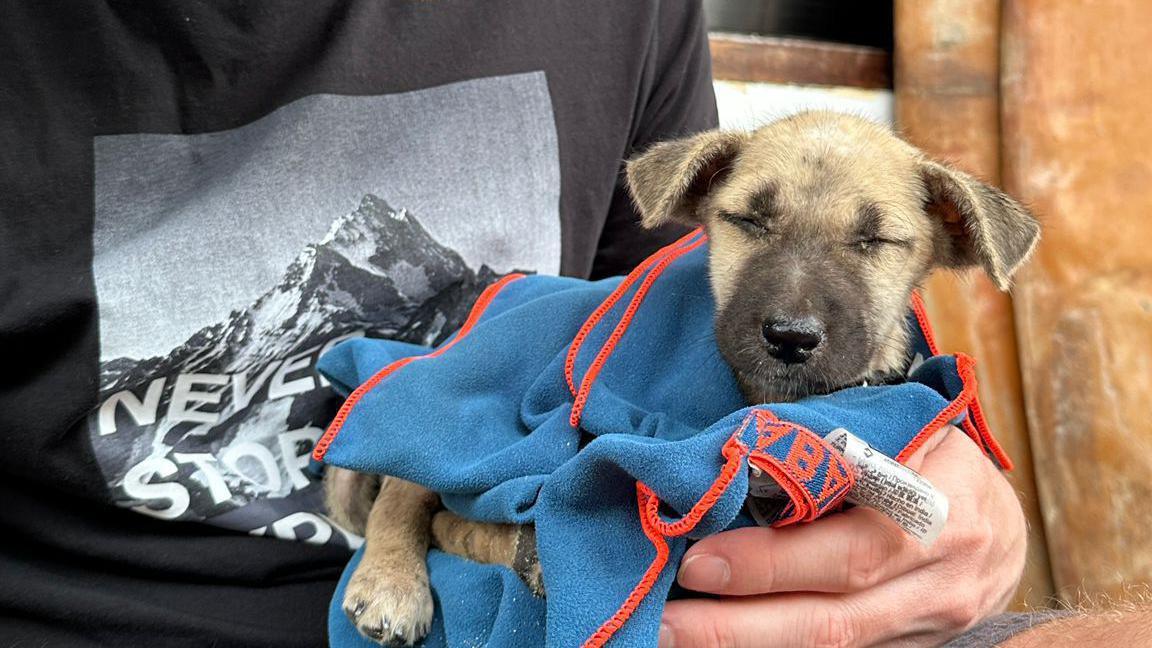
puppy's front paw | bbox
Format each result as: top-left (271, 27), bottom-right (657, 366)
top-left (343, 562), bottom-right (434, 646)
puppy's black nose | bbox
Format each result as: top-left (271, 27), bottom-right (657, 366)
top-left (762, 317), bottom-right (824, 364)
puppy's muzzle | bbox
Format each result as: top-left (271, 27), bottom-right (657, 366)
top-left (761, 316), bottom-right (825, 364)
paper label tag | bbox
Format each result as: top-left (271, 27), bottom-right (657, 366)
top-left (825, 428), bottom-right (949, 546)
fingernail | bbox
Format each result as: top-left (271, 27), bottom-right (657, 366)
top-left (658, 622), bottom-right (675, 648)
top-left (677, 553), bottom-right (730, 590)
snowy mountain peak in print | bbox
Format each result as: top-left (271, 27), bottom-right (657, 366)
top-left (90, 195), bottom-right (502, 543)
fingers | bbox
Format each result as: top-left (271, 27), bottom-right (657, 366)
top-left (660, 576), bottom-right (967, 648)
top-left (676, 426), bottom-right (980, 597)
top-left (660, 592), bottom-right (900, 648)
top-left (678, 505), bottom-right (932, 596)
top-left (665, 425), bottom-right (1026, 647)
top-left (900, 424), bottom-right (954, 472)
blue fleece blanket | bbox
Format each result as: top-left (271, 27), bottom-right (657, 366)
top-left (314, 230), bottom-right (1010, 647)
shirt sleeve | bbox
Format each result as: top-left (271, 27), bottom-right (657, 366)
top-left (942, 611), bottom-right (1074, 647)
top-left (589, 0), bottom-right (719, 279)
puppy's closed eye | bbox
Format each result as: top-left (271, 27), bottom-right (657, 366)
top-left (718, 187), bottom-right (779, 236)
top-left (851, 204), bottom-right (912, 254)
top-left (850, 235), bottom-right (913, 254)
top-left (720, 210), bottom-right (771, 236)
top-left (851, 238), bottom-right (899, 254)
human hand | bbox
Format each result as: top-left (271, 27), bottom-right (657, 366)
top-left (660, 425), bottom-right (1027, 647)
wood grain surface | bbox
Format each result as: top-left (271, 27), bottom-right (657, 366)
top-left (1003, 0), bottom-right (1152, 603)
top-left (710, 33), bottom-right (891, 88)
top-left (894, 0), bottom-right (1056, 609)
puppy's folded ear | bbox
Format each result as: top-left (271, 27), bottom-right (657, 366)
top-left (921, 161), bottom-right (1041, 290)
top-left (625, 131), bottom-right (747, 229)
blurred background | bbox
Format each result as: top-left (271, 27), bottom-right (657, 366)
top-left (702, 0), bottom-right (1152, 612)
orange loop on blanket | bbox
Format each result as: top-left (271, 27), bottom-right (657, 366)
top-left (312, 273), bottom-right (526, 461)
top-left (565, 229), bottom-right (705, 398)
top-left (746, 410), bottom-right (846, 527)
top-left (893, 353), bottom-right (1012, 469)
top-left (910, 291), bottom-right (941, 356)
top-left (569, 232), bottom-right (708, 429)
top-left (581, 421), bottom-right (751, 648)
top-left (962, 383), bottom-right (1013, 470)
top-left (907, 293), bottom-right (1012, 470)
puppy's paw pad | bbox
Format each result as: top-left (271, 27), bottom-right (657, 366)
top-left (343, 567), bottom-right (434, 646)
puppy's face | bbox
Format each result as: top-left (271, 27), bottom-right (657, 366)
top-left (627, 112), bottom-right (1040, 403)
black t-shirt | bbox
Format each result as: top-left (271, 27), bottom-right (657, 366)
top-left (0, 1), bottom-right (717, 645)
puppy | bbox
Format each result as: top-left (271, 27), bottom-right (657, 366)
top-left (325, 111), bottom-right (1040, 645)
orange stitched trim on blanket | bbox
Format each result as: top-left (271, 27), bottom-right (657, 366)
top-left (582, 424), bottom-right (751, 648)
top-left (581, 487), bottom-right (671, 648)
top-left (569, 234), bottom-right (708, 429)
top-left (565, 229), bottom-right (705, 397)
top-left (906, 294), bottom-right (1013, 470)
top-left (963, 390), bottom-right (1013, 470)
top-left (895, 353), bottom-right (985, 465)
top-left (910, 291), bottom-right (940, 356)
top-left (311, 273), bottom-right (526, 461)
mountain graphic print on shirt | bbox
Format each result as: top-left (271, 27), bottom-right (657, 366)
top-left (88, 74), bottom-right (559, 547)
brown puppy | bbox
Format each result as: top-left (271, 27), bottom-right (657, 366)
top-left (325, 111), bottom-right (1040, 645)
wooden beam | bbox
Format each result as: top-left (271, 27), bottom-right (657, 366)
top-left (709, 33), bottom-right (891, 89)
top-left (1003, 0), bottom-right (1152, 604)
top-left (893, 0), bottom-right (1056, 610)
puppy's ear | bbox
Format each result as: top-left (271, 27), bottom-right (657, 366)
top-left (921, 161), bottom-right (1040, 290)
top-left (625, 131), bottom-right (747, 229)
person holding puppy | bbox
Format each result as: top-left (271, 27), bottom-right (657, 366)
top-left (0, 1), bottom-right (1030, 646)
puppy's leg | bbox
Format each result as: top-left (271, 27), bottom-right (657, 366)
top-left (324, 466), bottom-right (381, 536)
top-left (342, 477), bottom-right (438, 646)
top-left (430, 510), bottom-right (544, 597)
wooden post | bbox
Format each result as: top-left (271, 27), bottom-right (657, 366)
top-left (1003, 0), bottom-right (1152, 603)
top-left (894, 0), bottom-right (1055, 608)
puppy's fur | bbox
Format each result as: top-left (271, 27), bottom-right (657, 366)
top-left (325, 111), bottom-right (1040, 645)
